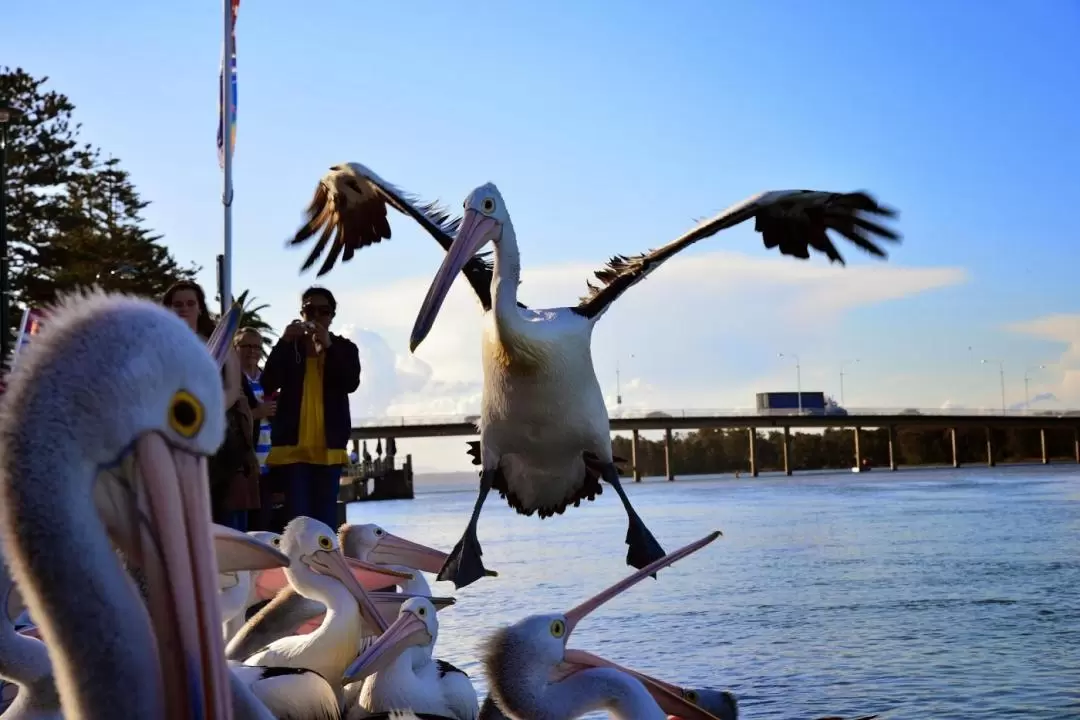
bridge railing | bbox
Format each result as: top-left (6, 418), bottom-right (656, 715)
top-left (353, 406), bottom-right (1080, 427)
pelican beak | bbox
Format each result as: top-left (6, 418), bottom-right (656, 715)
top-left (108, 432), bottom-right (235, 720)
top-left (560, 649), bottom-right (729, 720)
top-left (342, 609), bottom-right (432, 683)
top-left (255, 556), bottom-right (412, 600)
top-left (213, 524), bottom-right (290, 573)
top-left (367, 531), bottom-right (450, 574)
top-left (301, 549), bottom-right (396, 633)
top-left (17, 625), bottom-right (41, 640)
top-left (562, 531), bottom-right (721, 637)
top-left (369, 592), bottom-right (456, 626)
top-left (410, 208), bottom-right (499, 352)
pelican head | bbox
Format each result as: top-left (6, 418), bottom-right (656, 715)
top-left (410, 182), bottom-right (510, 352)
top-left (343, 596), bottom-right (437, 682)
top-left (339, 523), bottom-right (449, 575)
top-left (0, 290), bottom-right (285, 719)
top-left (280, 516), bottom-right (398, 633)
top-left (483, 531), bottom-right (724, 720)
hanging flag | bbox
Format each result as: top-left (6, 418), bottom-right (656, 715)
top-left (217, 0), bottom-right (240, 169)
top-left (7, 307), bottom-right (47, 373)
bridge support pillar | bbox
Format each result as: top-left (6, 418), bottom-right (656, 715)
top-left (631, 429), bottom-right (641, 482)
top-left (887, 425), bottom-right (897, 471)
top-left (950, 428), bottom-right (959, 468)
top-left (1040, 428), bottom-right (1049, 465)
top-left (782, 426), bottom-right (792, 476)
top-left (664, 428), bottom-right (674, 481)
top-left (853, 427), bottom-right (862, 469)
top-left (985, 427), bottom-right (995, 467)
top-left (748, 428), bottom-right (758, 477)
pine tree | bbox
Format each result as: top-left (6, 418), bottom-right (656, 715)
top-left (1, 67), bottom-right (198, 311)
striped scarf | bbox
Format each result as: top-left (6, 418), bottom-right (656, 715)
top-left (245, 370), bottom-right (272, 474)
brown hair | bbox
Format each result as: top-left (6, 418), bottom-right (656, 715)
top-left (162, 280), bottom-right (216, 338)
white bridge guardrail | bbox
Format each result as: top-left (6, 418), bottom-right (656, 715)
top-left (354, 406), bottom-right (1080, 428)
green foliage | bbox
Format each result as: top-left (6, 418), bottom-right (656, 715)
top-left (615, 424), bottom-right (1080, 477)
top-left (0, 66), bottom-right (198, 315)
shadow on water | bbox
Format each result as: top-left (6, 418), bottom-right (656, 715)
top-left (348, 463), bottom-right (1080, 719)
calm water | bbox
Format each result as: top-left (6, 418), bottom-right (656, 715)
top-left (345, 465), bottom-right (1080, 719)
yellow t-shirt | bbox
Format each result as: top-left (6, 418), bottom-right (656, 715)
top-left (266, 356), bottom-right (349, 467)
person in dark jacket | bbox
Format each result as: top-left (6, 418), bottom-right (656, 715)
top-left (259, 286), bottom-right (361, 530)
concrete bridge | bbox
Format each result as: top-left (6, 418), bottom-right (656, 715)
top-left (348, 407), bottom-right (1080, 480)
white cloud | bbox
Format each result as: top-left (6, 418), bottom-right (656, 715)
top-left (1005, 313), bottom-right (1080, 405)
top-left (331, 249), bottom-right (967, 469)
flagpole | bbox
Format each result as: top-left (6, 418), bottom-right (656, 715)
top-left (220, 0), bottom-right (235, 315)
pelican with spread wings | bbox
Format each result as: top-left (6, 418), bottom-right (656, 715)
top-left (290, 163), bottom-right (900, 589)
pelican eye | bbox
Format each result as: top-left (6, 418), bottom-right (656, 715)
top-left (168, 390), bottom-right (204, 438)
top-left (684, 689), bottom-right (699, 704)
top-left (549, 619), bottom-right (566, 638)
top-left (417, 606), bottom-right (427, 617)
top-left (270, 537), bottom-right (281, 547)
top-left (317, 535), bottom-right (334, 550)
top-left (481, 197), bottom-right (496, 214)
top-left (374, 527), bottom-right (385, 537)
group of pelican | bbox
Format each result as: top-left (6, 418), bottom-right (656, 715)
top-left (0, 162), bottom-right (900, 718)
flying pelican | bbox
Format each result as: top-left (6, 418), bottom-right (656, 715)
top-left (0, 290), bottom-right (288, 719)
top-left (483, 531), bottom-right (723, 720)
top-left (342, 597), bottom-right (478, 720)
top-left (242, 516), bottom-right (397, 708)
top-left (339, 523), bottom-right (496, 596)
top-left (289, 164), bottom-right (900, 589)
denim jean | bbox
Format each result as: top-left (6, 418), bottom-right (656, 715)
top-left (270, 463), bottom-right (343, 532)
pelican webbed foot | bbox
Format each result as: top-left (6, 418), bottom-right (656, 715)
top-left (437, 468), bottom-right (495, 589)
top-left (600, 464), bottom-right (667, 575)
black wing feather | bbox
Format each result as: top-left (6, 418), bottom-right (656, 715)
top-left (290, 164), bottom-right (501, 311)
top-left (574, 190), bottom-right (900, 319)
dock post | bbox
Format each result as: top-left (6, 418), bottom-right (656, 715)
top-left (1040, 428), bottom-right (1049, 464)
top-left (631, 429), bottom-right (641, 482)
top-left (853, 427), bottom-right (862, 469)
top-left (748, 428), bottom-right (758, 477)
top-left (950, 428), bottom-right (959, 467)
top-left (664, 428), bottom-right (674, 481)
top-left (1075, 427), bottom-right (1080, 464)
top-left (985, 427), bottom-right (995, 467)
top-left (887, 425), bottom-right (897, 471)
top-left (782, 426), bottom-right (792, 476)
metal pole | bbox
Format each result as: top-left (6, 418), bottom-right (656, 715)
top-left (796, 359), bottom-right (802, 415)
top-left (220, 0), bottom-right (236, 315)
top-left (839, 371), bottom-right (845, 407)
top-left (998, 364), bottom-right (1005, 415)
top-left (0, 121), bottom-right (8, 365)
top-left (1024, 375), bottom-right (1030, 411)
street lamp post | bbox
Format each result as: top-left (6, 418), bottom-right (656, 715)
top-left (0, 105), bottom-right (21, 367)
top-left (980, 359), bottom-right (1006, 415)
top-left (1023, 364), bottom-right (1047, 412)
top-left (839, 358), bottom-right (860, 407)
top-left (778, 352), bottom-right (802, 415)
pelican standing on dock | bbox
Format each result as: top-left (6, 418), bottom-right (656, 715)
top-left (0, 290), bottom-right (289, 719)
top-left (290, 163), bottom-right (901, 588)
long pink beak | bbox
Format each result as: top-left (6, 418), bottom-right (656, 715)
top-left (343, 608), bottom-right (432, 683)
top-left (291, 593), bottom-right (455, 636)
top-left (410, 208), bottom-right (497, 352)
top-left (255, 557), bottom-right (413, 600)
top-left (564, 531), bottom-right (722, 636)
top-left (365, 531), bottom-right (450, 574)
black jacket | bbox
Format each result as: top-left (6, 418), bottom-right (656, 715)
top-left (259, 332), bottom-right (361, 452)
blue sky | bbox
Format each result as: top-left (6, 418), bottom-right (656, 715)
top-left (5, 2), bottom-right (1079, 471)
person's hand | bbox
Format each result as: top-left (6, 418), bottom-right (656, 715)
top-left (252, 400), bottom-right (277, 420)
top-left (312, 324), bottom-right (331, 351)
top-left (282, 320), bottom-right (306, 342)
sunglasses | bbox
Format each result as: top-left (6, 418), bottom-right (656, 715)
top-left (236, 343), bottom-right (262, 350)
top-left (302, 304), bottom-right (333, 318)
